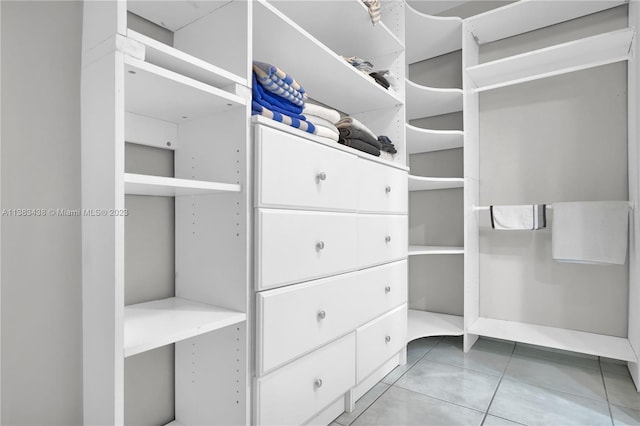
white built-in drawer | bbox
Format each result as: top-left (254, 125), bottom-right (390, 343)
top-left (256, 333), bottom-right (356, 426)
top-left (257, 260), bottom-right (407, 375)
top-left (357, 160), bottom-right (408, 214)
top-left (358, 214), bottom-right (408, 268)
top-left (256, 209), bottom-right (358, 290)
top-left (357, 304), bottom-right (407, 382)
top-left (256, 125), bottom-right (358, 211)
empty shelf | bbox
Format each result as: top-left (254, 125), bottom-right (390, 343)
top-left (253, 0), bottom-right (403, 115)
top-left (124, 56), bottom-right (245, 124)
top-left (409, 246), bottom-right (464, 255)
top-left (127, 29), bottom-right (247, 89)
top-left (406, 79), bottom-right (463, 120)
top-left (407, 310), bottom-right (463, 343)
top-left (466, 28), bottom-right (634, 92)
top-left (408, 175), bottom-right (464, 191)
top-left (124, 173), bottom-right (241, 197)
top-left (406, 3), bottom-right (462, 63)
top-left (468, 317), bottom-right (637, 362)
top-left (467, 0), bottom-right (627, 45)
top-left (270, 0), bottom-right (403, 61)
top-left (406, 124), bottom-right (463, 154)
top-left (127, 0), bottom-right (233, 32)
top-left (124, 297), bottom-right (246, 357)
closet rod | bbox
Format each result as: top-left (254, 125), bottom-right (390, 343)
top-left (472, 202), bottom-right (634, 212)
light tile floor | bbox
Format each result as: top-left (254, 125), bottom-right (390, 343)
top-left (331, 336), bottom-right (640, 426)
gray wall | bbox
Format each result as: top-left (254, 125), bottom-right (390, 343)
top-left (1, 1), bottom-right (83, 424)
top-left (478, 7), bottom-right (630, 336)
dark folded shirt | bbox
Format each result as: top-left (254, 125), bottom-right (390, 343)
top-left (338, 127), bottom-right (382, 149)
top-left (338, 138), bottom-right (381, 157)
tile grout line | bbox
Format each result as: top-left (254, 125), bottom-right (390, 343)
top-left (391, 383), bottom-right (487, 416)
top-left (479, 341), bottom-right (517, 425)
top-left (598, 357), bottom-right (616, 426)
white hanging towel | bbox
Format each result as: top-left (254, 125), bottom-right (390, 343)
top-left (552, 201), bottom-right (629, 265)
top-left (490, 205), bottom-right (546, 230)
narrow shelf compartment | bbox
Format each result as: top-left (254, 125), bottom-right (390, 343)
top-left (124, 297), bottom-right (246, 358)
top-left (270, 0), bottom-right (404, 61)
top-left (406, 3), bottom-right (462, 63)
top-left (124, 173), bottom-right (241, 197)
top-left (408, 175), bottom-right (464, 191)
top-left (406, 124), bottom-right (463, 154)
top-left (406, 79), bottom-right (463, 120)
top-left (407, 309), bottom-right (463, 343)
top-left (468, 317), bottom-right (637, 362)
top-left (409, 246), bottom-right (464, 255)
top-left (467, 0), bottom-right (627, 45)
top-left (127, 29), bottom-right (247, 89)
top-left (253, 0), bottom-right (403, 115)
top-left (466, 28), bottom-right (634, 92)
top-left (124, 56), bottom-right (245, 124)
top-left (127, 0), bottom-right (232, 32)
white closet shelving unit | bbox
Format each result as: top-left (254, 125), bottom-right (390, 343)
top-left (405, 4), bottom-right (465, 341)
top-left (81, 1), bottom-right (252, 424)
top-left (463, 0), bottom-right (640, 370)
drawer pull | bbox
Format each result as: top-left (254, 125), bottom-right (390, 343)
top-left (316, 241), bottom-right (325, 251)
top-left (385, 235), bottom-right (391, 243)
top-left (385, 186), bottom-right (392, 193)
top-left (317, 310), bottom-right (326, 320)
top-left (385, 335), bottom-right (391, 343)
top-left (316, 172), bottom-right (327, 182)
top-left (314, 378), bottom-right (323, 389)
top-left (385, 285), bottom-right (391, 294)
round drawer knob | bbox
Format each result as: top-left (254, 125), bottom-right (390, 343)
top-left (385, 235), bottom-right (391, 243)
top-left (317, 310), bottom-right (326, 320)
top-left (316, 172), bottom-right (327, 181)
top-left (385, 335), bottom-right (391, 343)
top-left (316, 241), bottom-right (325, 250)
top-left (385, 285), bottom-right (391, 294)
top-left (385, 186), bottom-right (392, 193)
top-left (314, 378), bottom-right (323, 388)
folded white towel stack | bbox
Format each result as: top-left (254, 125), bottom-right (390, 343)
top-left (490, 205), bottom-right (546, 230)
top-left (552, 201), bottom-right (629, 265)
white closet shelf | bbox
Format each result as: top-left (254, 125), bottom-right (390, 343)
top-left (466, 28), bottom-right (635, 92)
top-left (467, 0), bottom-right (628, 45)
top-left (124, 296), bottom-right (246, 358)
top-left (253, 0), bottom-right (403, 115)
top-left (409, 246), bottom-right (464, 256)
top-left (124, 173), bottom-right (241, 197)
top-left (127, 29), bottom-right (247, 89)
top-left (270, 0), bottom-right (403, 61)
top-left (407, 309), bottom-right (463, 343)
top-left (124, 56), bottom-right (245, 124)
top-left (406, 124), bottom-right (463, 154)
top-left (468, 317), bottom-right (637, 363)
top-left (408, 175), bottom-right (463, 191)
top-left (406, 79), bottom-right (463, 120)
top-left (405, 3), bottom-right (462, 64)
top-left (127, 0), bottom-right (233, 32)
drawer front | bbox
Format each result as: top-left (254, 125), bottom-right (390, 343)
top-left (257, 261), bottom-right (407, 375)
top-left (358, 214), bottom-right (408, 268)
top-left (357, 160), bottom-right (407, 214)
top-left (256, 333), bottom-right (356, 426)
top-left (256, 125), bottom-right (358, 211)
top-left (256, 209), bottom-right (358, 290)
top-left (357, 304), bottom-right (407, 382)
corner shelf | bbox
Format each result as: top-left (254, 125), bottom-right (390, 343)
top-left (253, 0), bottom-right (403, 115)
top-left (408, 175), bottom-right (464, 191)
top-left (409, 246), bottom-right (464, 256)
top-left (407, 309), bottom-right (464, 343)
top-left (468, 317), bottom-right (637, 362)
top-left (406, 124), bottom-right (464, 154)
top-left (127, 1), bottom-right (232, 32)
top-left (406, 78), bottom-right (463, 120)
top-left (466, 28), bottom-right (634, 92)
top-left (124, 173), bottom-right (241, 197)
top-left (124, 297), bottom-right (246, 357)
top-left (467, 0), bottom-right (628, 45)
top-left (405, 3), bottom-right (462, 63)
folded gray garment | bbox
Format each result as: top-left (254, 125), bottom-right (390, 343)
top-left (338, 137), bottom-right (381, 157)
top-left (338, 127), bottom-right (382, 149)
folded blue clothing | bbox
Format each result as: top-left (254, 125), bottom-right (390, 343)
top-left (252, 101), bottom-right (316, 134)
top-left (252, 73), bottom-right (304, 116)
top-left (253, 61), bottom-right (307, 107)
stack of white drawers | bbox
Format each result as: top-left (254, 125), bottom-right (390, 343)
top-left (253, 124), bottom-right (409, 425)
